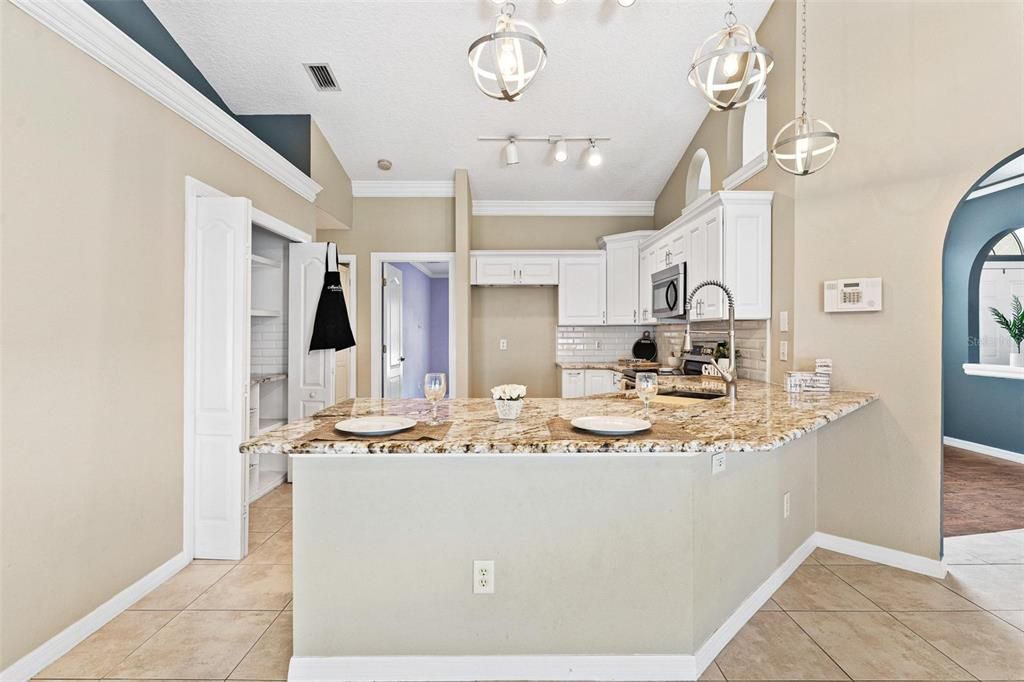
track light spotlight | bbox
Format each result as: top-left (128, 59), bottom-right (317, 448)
top-left (553, 138), bottom-right (568, 163)
top-left (586, 139), bottom-right (603, 167)
top-left (504, 138), bottom-right (519, 166)
top-left (617, 0), bottom-right (637, 6)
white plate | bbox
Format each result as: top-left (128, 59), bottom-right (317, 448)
top-left (570, 415), bottom-right (651, 436)
top-left (335, 416), bottom-right (417, 436)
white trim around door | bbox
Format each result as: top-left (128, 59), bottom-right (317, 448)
top-left (337, 254), bottom-right (358, 399)
top-left (369, 252), bottom-right (457, 399)
top-left (10, 0), bottom-right (322, 203)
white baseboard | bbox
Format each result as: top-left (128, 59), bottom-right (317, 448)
top-left (288, 655), bottom-right (697, 682)
top-left (813, 532), bottom-right (946, 578)
top-left (693, 534), bottom-right (816, 674)
top-left (0, 551), bottom-right (189, 682)
top-left (944, 436), bottom-right (1024, 465)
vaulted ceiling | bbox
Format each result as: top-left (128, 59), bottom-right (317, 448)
top-left (146, 0), bottom-right (772, 202)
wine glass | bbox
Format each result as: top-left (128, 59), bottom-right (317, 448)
top-left (423, 373), bottom-right (447, 425)
top-left (636, 372), bottom-right (658, 420)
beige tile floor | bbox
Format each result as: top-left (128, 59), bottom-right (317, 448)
top-left (33, 486), bottom-right (1024, 681)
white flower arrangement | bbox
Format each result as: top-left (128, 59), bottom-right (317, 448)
top-left (490, 384), bottom-right (527, 401)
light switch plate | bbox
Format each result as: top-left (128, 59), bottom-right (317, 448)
top-left (499, 339), bottom-right (508, 351)
top-left (779, 340), bottom-right (788, 362)
top-left (780, 311), bottom-right (789, 332)
top-left (712, 453), bottom-right (726, 475)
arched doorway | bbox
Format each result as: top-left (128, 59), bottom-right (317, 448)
top-left (941, 148), bottom-right (1024, 555)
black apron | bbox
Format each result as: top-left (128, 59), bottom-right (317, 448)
top-left (308, 243), bottom-right (356, 353)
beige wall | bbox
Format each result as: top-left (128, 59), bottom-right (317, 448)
top-left (794, 0), bottom-right (1024, 558)
top-left (656, 0), bottom-right (1024, 559)
top-left (319, 197), bottom-right (455, 396)
top-left (471, 216), bottom-right (653, 398)
top-left (311, 120), bottom-right (353, 229)
top-left (655, 0), bottom-right (796, 382)
top-left (0, 2), bottom-right (327, 666)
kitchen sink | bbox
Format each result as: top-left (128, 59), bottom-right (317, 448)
top-left (660, 390), bottom-right (726, 400)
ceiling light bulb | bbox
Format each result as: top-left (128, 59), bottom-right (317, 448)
top-left (554, 138), bottom-right (568, 163)
top-left (722, 52), bottom-right (740, 78)
top-left (504, 139), bottom-right (519, 166)
top-left (617, 0), bottom-right (636, 6)
top-left (498, 40), bottom-right (519, 77)
top-left (552, 0), bottom-right (568, 4)
top-left (586, 141), bottom-right (603, 167)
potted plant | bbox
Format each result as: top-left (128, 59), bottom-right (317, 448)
top-left (990, 295), bottom-right (1024, 368)
top-left (714, 342), bottom-right (740, 373)
top-left (491, 384), bottom-right (527, 420)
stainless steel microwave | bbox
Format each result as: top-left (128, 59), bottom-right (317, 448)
top-left (651, 263), bottom-right (687, 319)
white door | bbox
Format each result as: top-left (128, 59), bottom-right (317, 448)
top-left (288, 243), bottom-right (336, 421)
top-left (335, 264), bottom-right (352, 400)
top-left (558, 255), bottom-right (607, 325)
top-left (606, 241), bottom-right (639, 325)
top-left (192, 196), bottom-right (250, 560)
top-left (382, 263), bottom-right (404, 399)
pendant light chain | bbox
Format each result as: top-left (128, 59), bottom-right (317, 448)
top-left (800, 0), bottom-right (807, 117)
top-left (725, 0), bottom-right (737, 28)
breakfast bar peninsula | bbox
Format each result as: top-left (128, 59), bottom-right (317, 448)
top-left (240, 378), bottom-right (877, 682)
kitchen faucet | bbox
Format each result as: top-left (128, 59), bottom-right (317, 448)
top-left (682, 280), bottom-right (738, 400)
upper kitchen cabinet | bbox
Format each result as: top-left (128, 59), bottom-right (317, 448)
top-left (471, 252), bottom-right (559, 286)
top-left (599, 231), bottom-right (657, 325)
top-left (558, 252), bottom-right (607, 325)
top-left (645, 191), bottom-right (772, 321)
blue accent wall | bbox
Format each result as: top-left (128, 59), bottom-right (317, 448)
top-left (84, 0), bottom-right (312, 175)
top-left (942, 155), bottom-right (1024, 454)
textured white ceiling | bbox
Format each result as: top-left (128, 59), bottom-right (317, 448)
top-left (146, 0), bottom-right (772, 202)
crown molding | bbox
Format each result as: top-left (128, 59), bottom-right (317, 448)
top-left (352, 181), bottom-right (456, 198)
top-left (472, 201), bottom-right (656, 217)
top-left (10, 0), bottom-right (322, 202)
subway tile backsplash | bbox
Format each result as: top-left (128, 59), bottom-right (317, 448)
top-left (556, 321), bottom-right (769, 382)
top-left (656, 320), bottom-right (769, 382)
top-left (556, 325), bottom-right (656, 363)
top-left (251, 317), bottom-right (287, 376)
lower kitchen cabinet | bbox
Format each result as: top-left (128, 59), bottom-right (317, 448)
top-left (561, 369), bottom-right (620, 398)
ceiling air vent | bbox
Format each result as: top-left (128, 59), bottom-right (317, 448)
top-left (304, 63), bottom-right (339, 91)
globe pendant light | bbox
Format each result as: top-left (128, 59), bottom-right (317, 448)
top-left (688, 0), bottom-right (773, 112)
top-left (771, 0), bottom-right (839, 175)
top-left (468, 2), bottom-right (547, 102)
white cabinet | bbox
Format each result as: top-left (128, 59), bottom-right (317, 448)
top-left (558, 253), bottom-right (607, 325)
top-left (472, 253), bottom-right (558, 285)
top-left (585, 369), bottom-right (616, 396)
top-left (561, 369), bottom-right (617, 398)
top-left (638, 248), bottom-right (656, 324)
top-left (600, 231), bottom-right (656, 326)
top-left (561, 369), bottom-right (586, 398)
top-left (647, 191), bottom-right (772, 321)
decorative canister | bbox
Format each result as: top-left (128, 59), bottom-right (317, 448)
top-left (494, 399), bottom-right (524, 421)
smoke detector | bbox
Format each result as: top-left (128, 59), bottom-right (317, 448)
top-left (377, 159), bottom-right (393, 171)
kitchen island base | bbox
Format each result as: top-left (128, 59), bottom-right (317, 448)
top-left (288, 435), bottom-right (819, 682)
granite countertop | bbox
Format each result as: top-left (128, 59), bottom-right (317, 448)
top-left (239, 377), bottom-right (877, 456)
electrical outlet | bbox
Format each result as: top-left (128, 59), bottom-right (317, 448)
top-left (712, 453), bottom-right (726, 475)
top-left (473, 560), bottom-right (495, 594)
top-left (783, 492), bottom-right (791, 519)
top-left (779, 340), bottom-right (789, 362)
top-left (595, 340), bottom-right (602, 350)
top-left (499, 339), bottom-right (508, 351)
top-left (780, 311), bottom-right (789, 332)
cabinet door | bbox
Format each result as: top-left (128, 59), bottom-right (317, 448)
top-left (562, 370), bottom-right (586, 398)
top-left (559, 255), bottom-right (607, 325)
top-left (723, 201), bottom-right (772, 319)
top-left (702, 211), bottom-right (724, 320)
top-left (687, 221), bottom-right (707, 319)
top-left (473, 256), bottom-right (518, 285)
top-left (585, 369), bottom-right (614, 396)
top-left (638, 248), bottom-right (655, 324)
top-left (606, 241), bottom-right (639, 325)
top-left (518, 256), bottom-right (559, 285)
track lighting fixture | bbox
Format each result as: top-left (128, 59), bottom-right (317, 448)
top-left (503, 138), bottom-right (520, 166)
top-left (479, 135), bottom-right (610, 168)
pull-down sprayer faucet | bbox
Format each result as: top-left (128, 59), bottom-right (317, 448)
top-left (682, 280), bottom-right (738, 400)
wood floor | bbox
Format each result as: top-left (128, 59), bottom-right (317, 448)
top-left (944, 445), bottom-right (1024, 537)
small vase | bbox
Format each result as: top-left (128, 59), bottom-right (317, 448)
top-left (494, 399), bottom-right (524, 420)
top-left (1010, 352), bottom-right (1024, 368)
